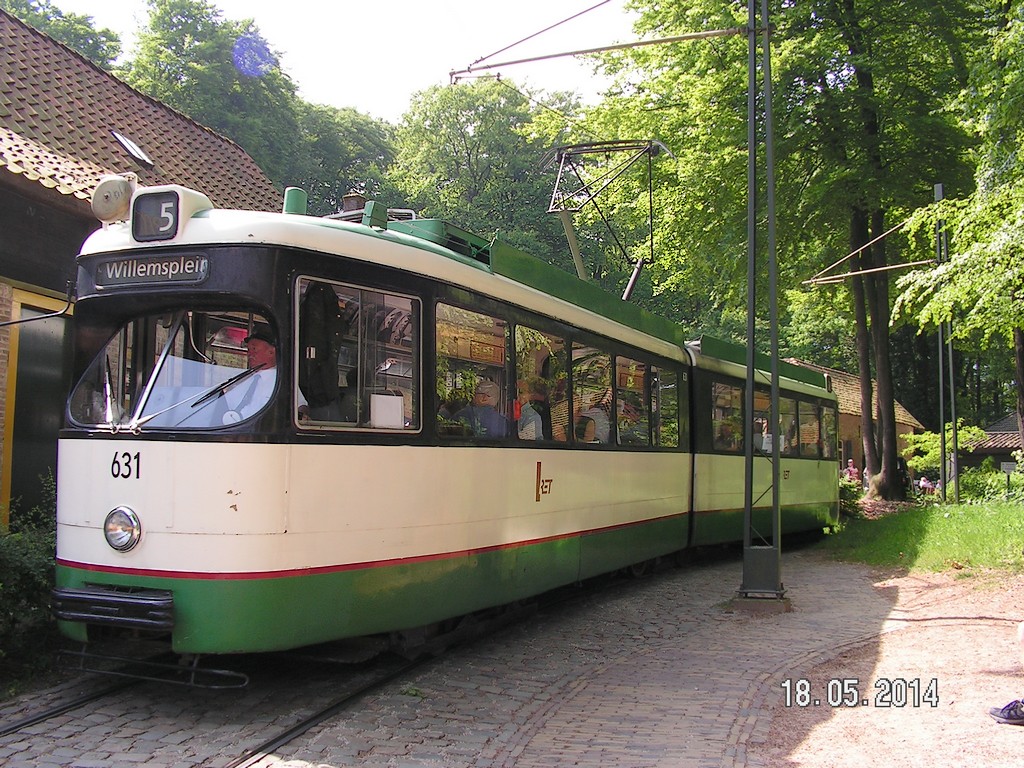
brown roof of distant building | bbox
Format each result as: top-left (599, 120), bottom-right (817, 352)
top-left (0, 10), bottom-right (280, 212)
top-left (986, 412), bottom-right (1022, 434)
top-left (970, 432), bottom-right (1021, 453)
top-left (967, 412), bottom-right (1022, 454)
top-left (787, 359), bottom-right (925, 431)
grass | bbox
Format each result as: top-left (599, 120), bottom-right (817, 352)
top-left (817, 500), bottom-right (1024, 574)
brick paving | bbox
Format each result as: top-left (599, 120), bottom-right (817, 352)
top-left (1, 549), bottom-right (901, 767)
top-left (266, 549), bottom-right (897, 767)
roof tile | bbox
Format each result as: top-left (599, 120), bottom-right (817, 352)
top-left (787, 359), bottom-right (925, 431)
top-left (1, 10), bottom-right (280, 213)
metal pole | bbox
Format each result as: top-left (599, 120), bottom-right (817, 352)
top-left (763, 0), bottom-right (781, 572)
top-left (947, 321), bottom-right (960, 503)
top-left (739, 0), bottom-right (783, 599)
top-left (935, 184), bottom-right (947, 502)
top-left (742, 0), bottom-right (757, 554)
top-left (935, 188), bottom-right (959, 503)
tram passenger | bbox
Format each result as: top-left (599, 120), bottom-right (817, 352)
top-left (752, 418), bottom-right (765, 451)
top-left (529, 378), bottom-right (553, 440)
top-left (579, 390), bottom-right (611, 443)
top-left (517, 378), bottom-right (548, 441)
top-left (454, 379), bottom-right (509, 439)
top-left (549, 379), bottom-right (571, 441)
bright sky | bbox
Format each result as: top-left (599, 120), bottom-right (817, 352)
top-left (53, 0), bottom-right (638, 122)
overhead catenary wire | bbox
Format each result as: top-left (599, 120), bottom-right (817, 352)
top-left (450, 27), bottom-right (746, 81)
top-left (493, 77), bottom-right (606, 143)
top-left (803, 218), bottom-right (935, 286)
top-left (469, 0), bottom-right (613, 69)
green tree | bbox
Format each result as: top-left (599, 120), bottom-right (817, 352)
top-left (391, 79), bottom-right (574, 269)
top-left (293, 103), bottom-right (396, 217)
top-left (1, 0), bottom-right (121, 68)
top-left (120, 0), bottom-right (301, 186)
top-left (780, 285), bottom-right (858, 372)
top-left (593, 0), bottom-right (981, 499)
top-left (901, 421), bottom-right (986, 476)
top-left (894, 0), bottom-right (1024, 452)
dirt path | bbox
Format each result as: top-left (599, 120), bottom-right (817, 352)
top-left (755, 567), bottom-right (1024, 767)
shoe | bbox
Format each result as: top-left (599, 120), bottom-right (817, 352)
top-left (989, 699), bottom-right (1024, 724)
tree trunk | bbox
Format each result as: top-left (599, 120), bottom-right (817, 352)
top-left (1015, 328), bottom-right (1024, 453)
top-left (850, 209), bottom-right (879, 480)
top-left (836, 2), bottom-right (904, 501)
top-left (864, 209), bottom-right (905, 500)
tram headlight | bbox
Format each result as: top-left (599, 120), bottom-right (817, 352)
top-left (104, 507), bottom-right (141, 552)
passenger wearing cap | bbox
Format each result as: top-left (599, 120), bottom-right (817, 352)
top-left (453, 379), bottom-right (509, 439)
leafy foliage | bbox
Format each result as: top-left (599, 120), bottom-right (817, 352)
top-left (391, 79), bottom-right (575, 271)
top-left (293, 103), bottom-right (396, 216)
top-left (0, 473), bottom-right (57, 687)
top-left (957, 464), bottom-right (1024, 503)
top-left (900, 420), bottom-right (987, 474)
top-left (839, 476), bottom-right (864, 519)
top-left (895, 186), bottom-right (1024, 345)
top-left (120, 0), bottom-right (302, 185)
top-left (892, 1), bottom-right (1024, 436)
top-left (115, 0), bottom-right (397, 214)
top-left (1, 0), bottom-right (122, 68)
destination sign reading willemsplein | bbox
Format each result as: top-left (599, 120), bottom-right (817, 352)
top-left (95, 254), bottom-right (210, 287)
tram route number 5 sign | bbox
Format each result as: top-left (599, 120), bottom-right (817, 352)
top-left (133, 190), bottom-right (180, 242)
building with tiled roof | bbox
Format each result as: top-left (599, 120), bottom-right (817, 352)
top-left (960, 412), bottom-right (1022, 470)
top-left (788, 359), bottom-right (925, 471)
top-left (0, 9), bottom-right (281, 521)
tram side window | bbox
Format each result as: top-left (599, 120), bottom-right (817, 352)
top-left (514, 326), bottom-right (566, 442)
top-left (798, 400), bottom-right (822, 458)
top-left (751, 388), bottom-right (770, 452)
top-left (616, 357), bottom-right (650, 446)
top-left (572, 343), bottom-right (612, 444)
top-left (822, 405), bottom-right (837, 459)
top-left (712, 381), bottom-right (743, 452)
top-left (652, 367), bottom-right (682, 448)
top-left (436, 303), bottom-right (511, 439)
top-left (297, 278), bottom-right (419, 430)
top-left (780, 396), bottom-right (798, 455)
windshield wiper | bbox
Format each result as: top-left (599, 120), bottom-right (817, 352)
top-left (128, 364), bottom-right (266, 431)
top-left (191, 364), bottom-right (266, 408)
top-left (103, 356), bottom-right (117, 426)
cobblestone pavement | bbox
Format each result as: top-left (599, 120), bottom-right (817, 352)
top-left (0, 549), bottom-right (901, 767)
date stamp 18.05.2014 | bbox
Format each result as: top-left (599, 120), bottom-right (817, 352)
top-left (780, 677), bottom-right (939, 708)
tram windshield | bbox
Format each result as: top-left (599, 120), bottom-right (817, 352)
top-left (69, 310), bottom-right (277, 430)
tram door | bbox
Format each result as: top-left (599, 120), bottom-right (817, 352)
top-left (6, 305), bottom-right (73, 522)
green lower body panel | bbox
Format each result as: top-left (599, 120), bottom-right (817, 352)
top-left (59, 533), bottom-right (586, 654)
top-left (691, 502), bottom-right (837, 547)
top-left (579, 515), bottom-right (688, 579)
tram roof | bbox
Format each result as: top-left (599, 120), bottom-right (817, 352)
top-left (382, 218), bottom-right (826, 391)
top-left (81, 181), bottom-right (828, 392)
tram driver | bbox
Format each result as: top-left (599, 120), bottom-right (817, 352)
top-left (222, 327), bottom-right (307, 422)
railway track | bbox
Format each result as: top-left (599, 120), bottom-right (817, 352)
top-left (0, 554), bottom-right (710, 766)
top-left (0, 678), bottom-right (140, 739)
top-left (222, 653), bottom-right (426, 768)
